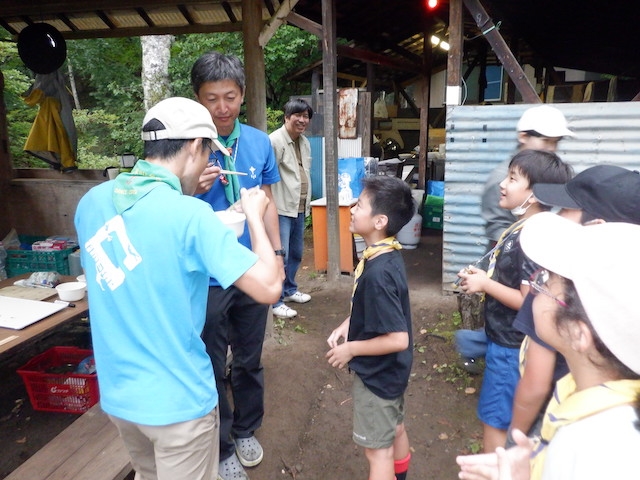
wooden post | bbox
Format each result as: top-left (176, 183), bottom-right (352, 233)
top-left (462, 0), bottom-right (540, 104)
top-left (446, 0), bottom-right (463, 107)
top-left (418, 20), bottom-right (433, 190)
top-left (366, 62), bottom-right (375, 157)
top-left (322, 0), bottom-right (341, 281)
top-left (360, 91), bottom-right (371, 157)
top-left (242, 0), bottom-right (267, 131)
top-left (310, 69), bottom-right (321, 136)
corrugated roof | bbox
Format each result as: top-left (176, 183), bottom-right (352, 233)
top-left (0, 1), bottom-right (261, 39)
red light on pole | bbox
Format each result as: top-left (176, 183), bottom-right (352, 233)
top-left (426, 0), bottom-right (439, 9)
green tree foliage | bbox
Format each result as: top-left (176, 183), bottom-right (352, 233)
top-left (264, 25), bottom-right (320, 109)
top-left (169, 32), bottom-right (244, 99)
top-left (0, 34), bottom-right (38, 166)
top-left (3, 26), bottom-right (319, 168)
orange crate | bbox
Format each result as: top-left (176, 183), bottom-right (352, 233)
top-left (17, 347), bottom-right (99, 414)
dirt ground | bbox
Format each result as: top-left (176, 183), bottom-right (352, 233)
top-left (0, 229), bottom-right (483, 479)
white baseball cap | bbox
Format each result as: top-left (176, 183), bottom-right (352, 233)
top-left (520, 212), bottom-right (640, 375)
top-left (516, 105), bottom-right (575, 138)
top-left (141, 97), bottom-right (227, 152)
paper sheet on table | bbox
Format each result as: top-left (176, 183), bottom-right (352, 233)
top-left (0, 285), bottom-right (57, 301)
top-left (0, 296), bottom-right (66, 329)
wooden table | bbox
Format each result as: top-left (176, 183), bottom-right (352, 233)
top-left (0, 275), bottom-right (89, 356)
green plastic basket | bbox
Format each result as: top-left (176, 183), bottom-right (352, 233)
top-left (6, 246), bottom-right (75, 277)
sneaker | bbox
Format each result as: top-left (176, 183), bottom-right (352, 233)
top-left (283, 291), bottom-right (311, 303)
top-left (217, 453), bottom-right (249, 480)
top-left (235, 436), bottom-right (264, 467)
top-left (273, 304), bottom-right (297, 318)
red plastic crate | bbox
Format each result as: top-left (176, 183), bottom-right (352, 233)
top-left (17, 347), bottom-right (99, 414)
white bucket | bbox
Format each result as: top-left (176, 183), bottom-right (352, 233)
top-left (397, 212), bottom-right (422, 249)
top-left (411, 189), bottom-right (425, 207)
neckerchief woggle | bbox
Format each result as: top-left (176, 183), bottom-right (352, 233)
top-left (112, 159), bottom-right (182, 214)
top-left (216, 119), bottom-right (242, 205)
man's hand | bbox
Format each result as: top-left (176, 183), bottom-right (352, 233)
top-left (195, 163), bottom-right (222, 195)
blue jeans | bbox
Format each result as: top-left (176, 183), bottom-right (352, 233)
top-left (275, 213), bottom-right (305, 306)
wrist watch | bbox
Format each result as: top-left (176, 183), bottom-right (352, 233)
top-left (274, 249), bottom-right (286, 257)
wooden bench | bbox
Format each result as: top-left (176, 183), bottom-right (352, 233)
top-left (5, 403), bottom-right (133, 480)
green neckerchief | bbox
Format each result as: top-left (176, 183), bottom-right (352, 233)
top-left (112, 159), bottom-right (182, 214)
top-left (219, 119), bottom-right (241, 204)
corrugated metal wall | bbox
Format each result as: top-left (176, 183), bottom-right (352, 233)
top-left (443, 102), bottom-right (640, 291)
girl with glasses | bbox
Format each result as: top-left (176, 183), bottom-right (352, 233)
top-left (457, 213), bottom-right (640, 480)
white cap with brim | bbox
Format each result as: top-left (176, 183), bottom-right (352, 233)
top-left (520, 212), bottom-right (640, 375)
top-left (516, 105), bottom-right (575, 138)
top-left (141, 97), bottom-right (227, 152)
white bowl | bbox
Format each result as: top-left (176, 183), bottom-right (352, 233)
top-left (215, 210), bottom-right (246, 237)
top-left (55, 282), bottom-right (87, 302)
top-left (76, 274), bottom-right (86, 283)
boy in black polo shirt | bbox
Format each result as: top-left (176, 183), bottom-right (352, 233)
top-left (457, 149), bottom-right (573, 453)
top-left (326, 176), bottom-right (415, 480)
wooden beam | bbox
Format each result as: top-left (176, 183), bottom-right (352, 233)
top-left (377, 38), bottom-right (423, 65)
top-left (418, 21), bottom-right (434, 191)
top-left (285, 11), bottom-right (323, 38)
top-left (221, 1), bottom-right (238, 23)
top-left (462, 0), bottom-right (540, 104)
top-left (1, 0), bottom-right (219, 17)
top-left (135, 7), bottom-right (154, 27)
top-left (259, 0), bottom-right (299, 47)
top-left (322, 0), bottom-right (341, 281)
top-left (446, 0), bottom-right (463, 106)
top-left (395, 83), bottom-right (419, 117)
top-left (95, 10), bottom-right (116, 29)
top-left (360, 91), bottom-right (371, 157)
top-left (242, 0), bottom-right (267, 132)
top-left (57, 13), bottom-right (78, 32)
top-left (177, 5), bottom-right (196, 25)
top-left (337, 44), bottom-right (420, 74)
top-left (44, 23), bottom-right (244, 40)
top-left (263, 0), bottom-right (276, 16)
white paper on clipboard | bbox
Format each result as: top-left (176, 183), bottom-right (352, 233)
top-left (0, 296), bottom-right (66, 330)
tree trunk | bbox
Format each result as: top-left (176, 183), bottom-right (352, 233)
top-left (66, 60), bottom-right (81, 110)
top-left (141, 35), bottom-right (174, 111)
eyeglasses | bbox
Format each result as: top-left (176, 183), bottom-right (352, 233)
top-left (529, 269), bottom-right (567, 307)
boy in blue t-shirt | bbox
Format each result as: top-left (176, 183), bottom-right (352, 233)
top-left (457, 149), bottom-right (572, 453)
top-left (326, 176), bottom-right (415, 480)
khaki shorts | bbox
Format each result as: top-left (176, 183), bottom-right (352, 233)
top-left (109, 406), bottom-right (219, 480)
top-left (352, 374), bottom-right (405, 449)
